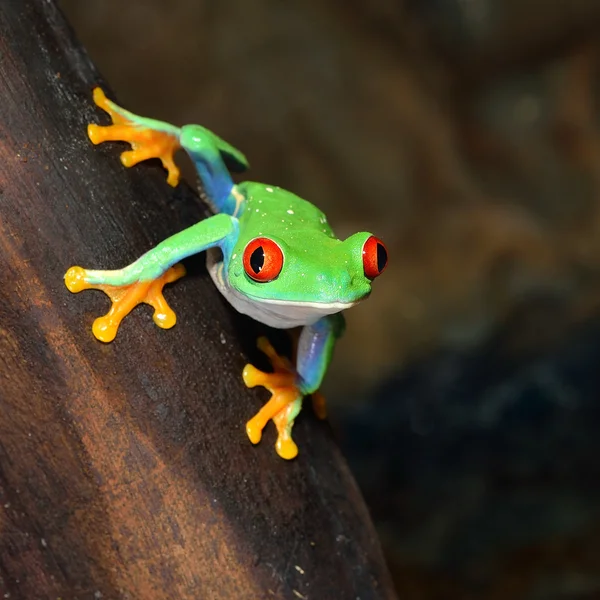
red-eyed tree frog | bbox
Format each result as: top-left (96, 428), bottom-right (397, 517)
top-left (65, 88), bottom-right (388, 460)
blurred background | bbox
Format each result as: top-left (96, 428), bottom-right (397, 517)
top-left (58, 1), bottom-right (600, 597)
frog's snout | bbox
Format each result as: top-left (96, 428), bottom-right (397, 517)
top-left (347, 274), bottom-right (372, 302)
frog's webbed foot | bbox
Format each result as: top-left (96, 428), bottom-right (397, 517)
top-left (243, 336), bottom-right (328, 459)
top-left (243, 337), bottom-right (302, 459)
top-left (88, 87), bottom-right (181, 187)
top-left (64, 263), bottom-right (186, 342)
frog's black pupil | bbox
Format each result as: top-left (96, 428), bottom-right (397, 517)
top-left (250, 246), bottom-right (265, 273)
top-left (376, 243), bottom-right (387, 273)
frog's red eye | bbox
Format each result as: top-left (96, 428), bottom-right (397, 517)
top-left (243, 237), bottom-right (284, 282)
top-left (362, 235), bottom-right (388, 279)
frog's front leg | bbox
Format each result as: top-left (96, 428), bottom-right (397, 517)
top-left (65, 213), bottom-right (237, 342)
top-left (65, 262), bottom-right (186, 342)
top-left (243, 314), bottom-right (345, 460)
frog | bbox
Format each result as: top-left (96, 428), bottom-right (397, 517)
top-left (65, 88), bottom-right (388, 460)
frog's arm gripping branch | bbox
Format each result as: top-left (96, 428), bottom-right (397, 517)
top-left (88, 87), bottom-right (249, 215)
top-left (65, 214), bottom-right (238, 343)
top-left (243, 314), bottom-right (345, 459)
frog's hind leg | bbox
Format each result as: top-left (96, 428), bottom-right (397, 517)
top-left (88, 87), bottom-right (182, 186)
top-left (179, 124), bottom-right (249, 217)
top-left (88, 88), bottom-right (251, 215)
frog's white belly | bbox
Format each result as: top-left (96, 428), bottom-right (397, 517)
top-left (206, 251), bottom-right (352, 329)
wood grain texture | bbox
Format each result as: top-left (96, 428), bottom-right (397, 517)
top-left (0, 1), bottom-right (397, 598)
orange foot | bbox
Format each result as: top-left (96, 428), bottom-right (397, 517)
top-left (243, 336), bottom-right (328, 459)
top-left (64, 264), bottom-right (186, 342)
top-left (88, 87), bottom-right (181, 186)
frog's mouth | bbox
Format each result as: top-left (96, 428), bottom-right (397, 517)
top-left (235, 294), bottom-right (357, 329)
top-left (207, 256), bottom-right (360, 329)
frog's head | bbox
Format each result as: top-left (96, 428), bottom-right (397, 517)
top-left (225, 231), bottom-right (388, 328)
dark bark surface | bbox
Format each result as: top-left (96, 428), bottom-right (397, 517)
top-left (0, 1), bottom-right (396, 598)
top-left (54, 0), bottom-right (600, 596)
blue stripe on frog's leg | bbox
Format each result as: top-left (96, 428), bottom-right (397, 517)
top-left (295, 313), bottom-right (345, 396)
top-left (65, 214), bottom-right (239, 343)
top-left (243, 313), bottom-right (345, 460)
top-left (179, 125), bottom-right (249, 217)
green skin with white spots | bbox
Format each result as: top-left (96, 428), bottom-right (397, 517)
top-left (228, 182), bottom-right (373, 306)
